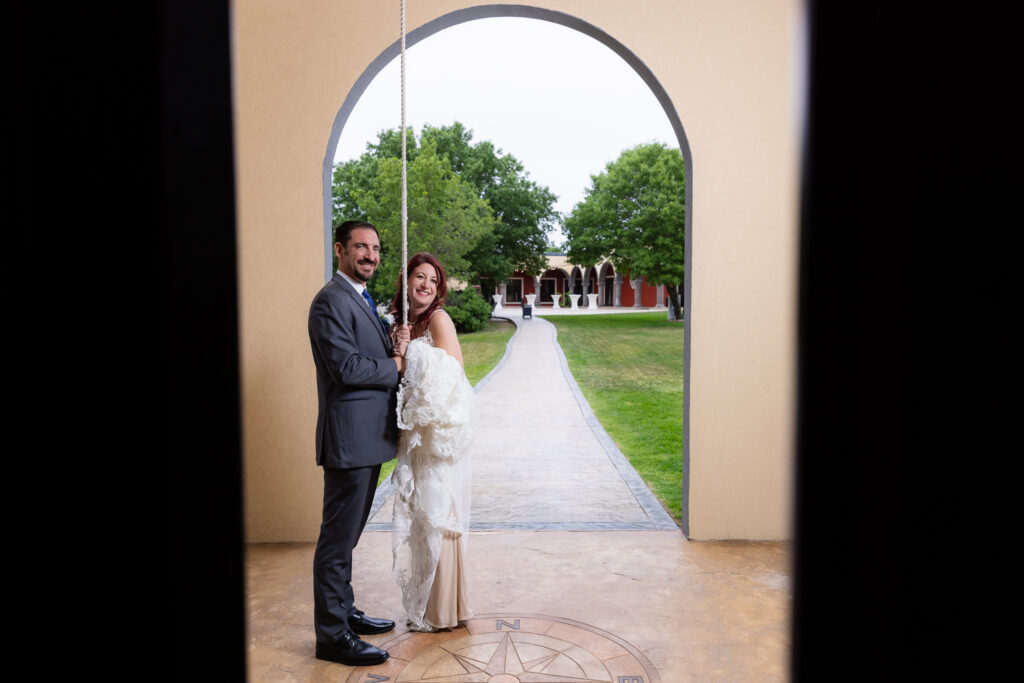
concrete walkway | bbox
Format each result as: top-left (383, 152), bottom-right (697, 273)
top-left (366, 313), bottom-right (677, 531)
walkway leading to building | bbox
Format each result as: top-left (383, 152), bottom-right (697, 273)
top-left (366, 314), bottom-right (677, 531)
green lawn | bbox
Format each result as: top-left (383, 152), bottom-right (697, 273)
top-left (461, 319), bottom-right (517, 386)
top-left (377, 319), bottom-right (516, 486)
top-left (549, 312), bottom-right (685, 525)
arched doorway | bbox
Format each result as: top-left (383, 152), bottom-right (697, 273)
top-left (539, 267), bottom-right (567, 305)
top-left (322, 4), bottom-right (695, 534)
top-left (599, 262), bottom-right (615, 307)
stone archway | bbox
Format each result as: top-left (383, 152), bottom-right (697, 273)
top-left (321, 4), bottom-right (694, 532)
top-left (235, 0), bottom-right (800, 544)
top-left (598, 261), bottom-right (616, 306)
top-left (539, 266), bottom-right (568, 305)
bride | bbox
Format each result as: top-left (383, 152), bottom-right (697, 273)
top-left (389, 252), bottom-right (474, 632)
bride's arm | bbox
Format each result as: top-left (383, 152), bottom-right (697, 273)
top-left (428, 310), bottom-right (463, 367)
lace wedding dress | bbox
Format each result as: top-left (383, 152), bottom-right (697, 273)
top-left (391, 324), bottom-right (475, 631)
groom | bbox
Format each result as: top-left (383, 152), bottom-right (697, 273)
top-left (308, 219), bottom-right (409, 667)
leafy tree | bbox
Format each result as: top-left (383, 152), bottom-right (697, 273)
top-left (563, 142), bottom-right (686, 319)
top-left (332, 155), bottom-right (375, 226)
top-left (420, 123), bottom-right (558, 297)
top-left (544, 234), bottom-right (566, 252)
top-left (444, 287), bottom-right (493, 333)
top-left (352, 139), bottom-right (494, 305)
top-left (333, 122), bottom-right (559, 302)
top-left (331, 128), bottom-right (417, 225)
top-left (367, 127), bottom-right (418, 160)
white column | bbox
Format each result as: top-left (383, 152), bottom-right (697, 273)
top-left (631, 278), bottom-right (642, 308)
top-left (614, 273), bottom-right (623, 307)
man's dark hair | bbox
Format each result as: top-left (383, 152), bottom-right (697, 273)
top-left (334, 220), bottom-right (379, 247)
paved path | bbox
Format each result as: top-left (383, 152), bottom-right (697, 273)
top-left (367, 314), bottom-right (677, 531)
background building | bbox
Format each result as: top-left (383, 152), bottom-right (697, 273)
top-left (497, 252), bottom-right (671, 310)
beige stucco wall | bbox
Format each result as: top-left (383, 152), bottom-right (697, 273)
top-left (233, 0), bottom-right (800, 542)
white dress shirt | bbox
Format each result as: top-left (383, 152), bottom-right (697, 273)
top-left (337, 269), bottom-right (372, 307)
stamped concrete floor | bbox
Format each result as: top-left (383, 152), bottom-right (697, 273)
top-left (247, 315), bottom-right (792, 681)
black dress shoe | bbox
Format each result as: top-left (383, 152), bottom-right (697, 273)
top-left (315, 630), bottom-right (389, 666)
top-left (349, 609), bottom-right (396, 635)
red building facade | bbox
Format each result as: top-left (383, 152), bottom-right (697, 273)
top-left (496, 253), bottom-right (672, 310)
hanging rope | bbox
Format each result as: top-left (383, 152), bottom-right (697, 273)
top-left (400, 0), bottom-right (409, 326)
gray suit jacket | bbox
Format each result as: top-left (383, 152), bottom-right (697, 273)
top-left (308, 273), bottom-right (399, 469)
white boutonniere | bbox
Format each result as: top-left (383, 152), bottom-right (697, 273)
top-left (376, 304), bottom-right (395, 326)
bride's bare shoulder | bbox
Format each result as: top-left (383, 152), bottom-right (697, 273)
top-left (427, 308), bottom-right (454, 331)
top-left (427, 309), bottom-right (462, 363)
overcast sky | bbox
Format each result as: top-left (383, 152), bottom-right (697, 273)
top-left (333, 17), bottom-right (678, 243)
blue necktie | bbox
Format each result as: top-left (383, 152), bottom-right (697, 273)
top-left (361, 287), bottom-right (375, 310)
top-left (362, 288), bottom-right (389, 335)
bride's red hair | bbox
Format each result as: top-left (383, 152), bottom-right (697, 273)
top-left (390, 252), bottom-right (448, 333)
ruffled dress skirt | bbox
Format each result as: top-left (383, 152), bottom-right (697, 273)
top-left (392, 332), bottom-right (475, 631)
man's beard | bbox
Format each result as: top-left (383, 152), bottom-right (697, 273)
top-left (352, 260), bottom-right (376, 282)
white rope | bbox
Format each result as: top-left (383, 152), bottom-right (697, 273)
top-left (400, 0), bottom-right (409, 326)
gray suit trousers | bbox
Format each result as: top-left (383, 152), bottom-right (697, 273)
top-left (312, 464), bottom-right (382, 643)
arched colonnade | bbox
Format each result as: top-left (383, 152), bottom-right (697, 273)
top-left (498, 254), bottom-right (670, 310)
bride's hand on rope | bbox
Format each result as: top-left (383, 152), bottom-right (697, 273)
top-left (392, 324), bottom-right (410, 374)
top-left (393, 324), bottom-right (411, 357)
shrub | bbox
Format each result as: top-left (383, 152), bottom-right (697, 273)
top-left (445, 287), bottom-right (492, 333)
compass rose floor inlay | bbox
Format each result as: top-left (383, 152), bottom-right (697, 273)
top-left (344, 614), bottom-right (660, 683)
